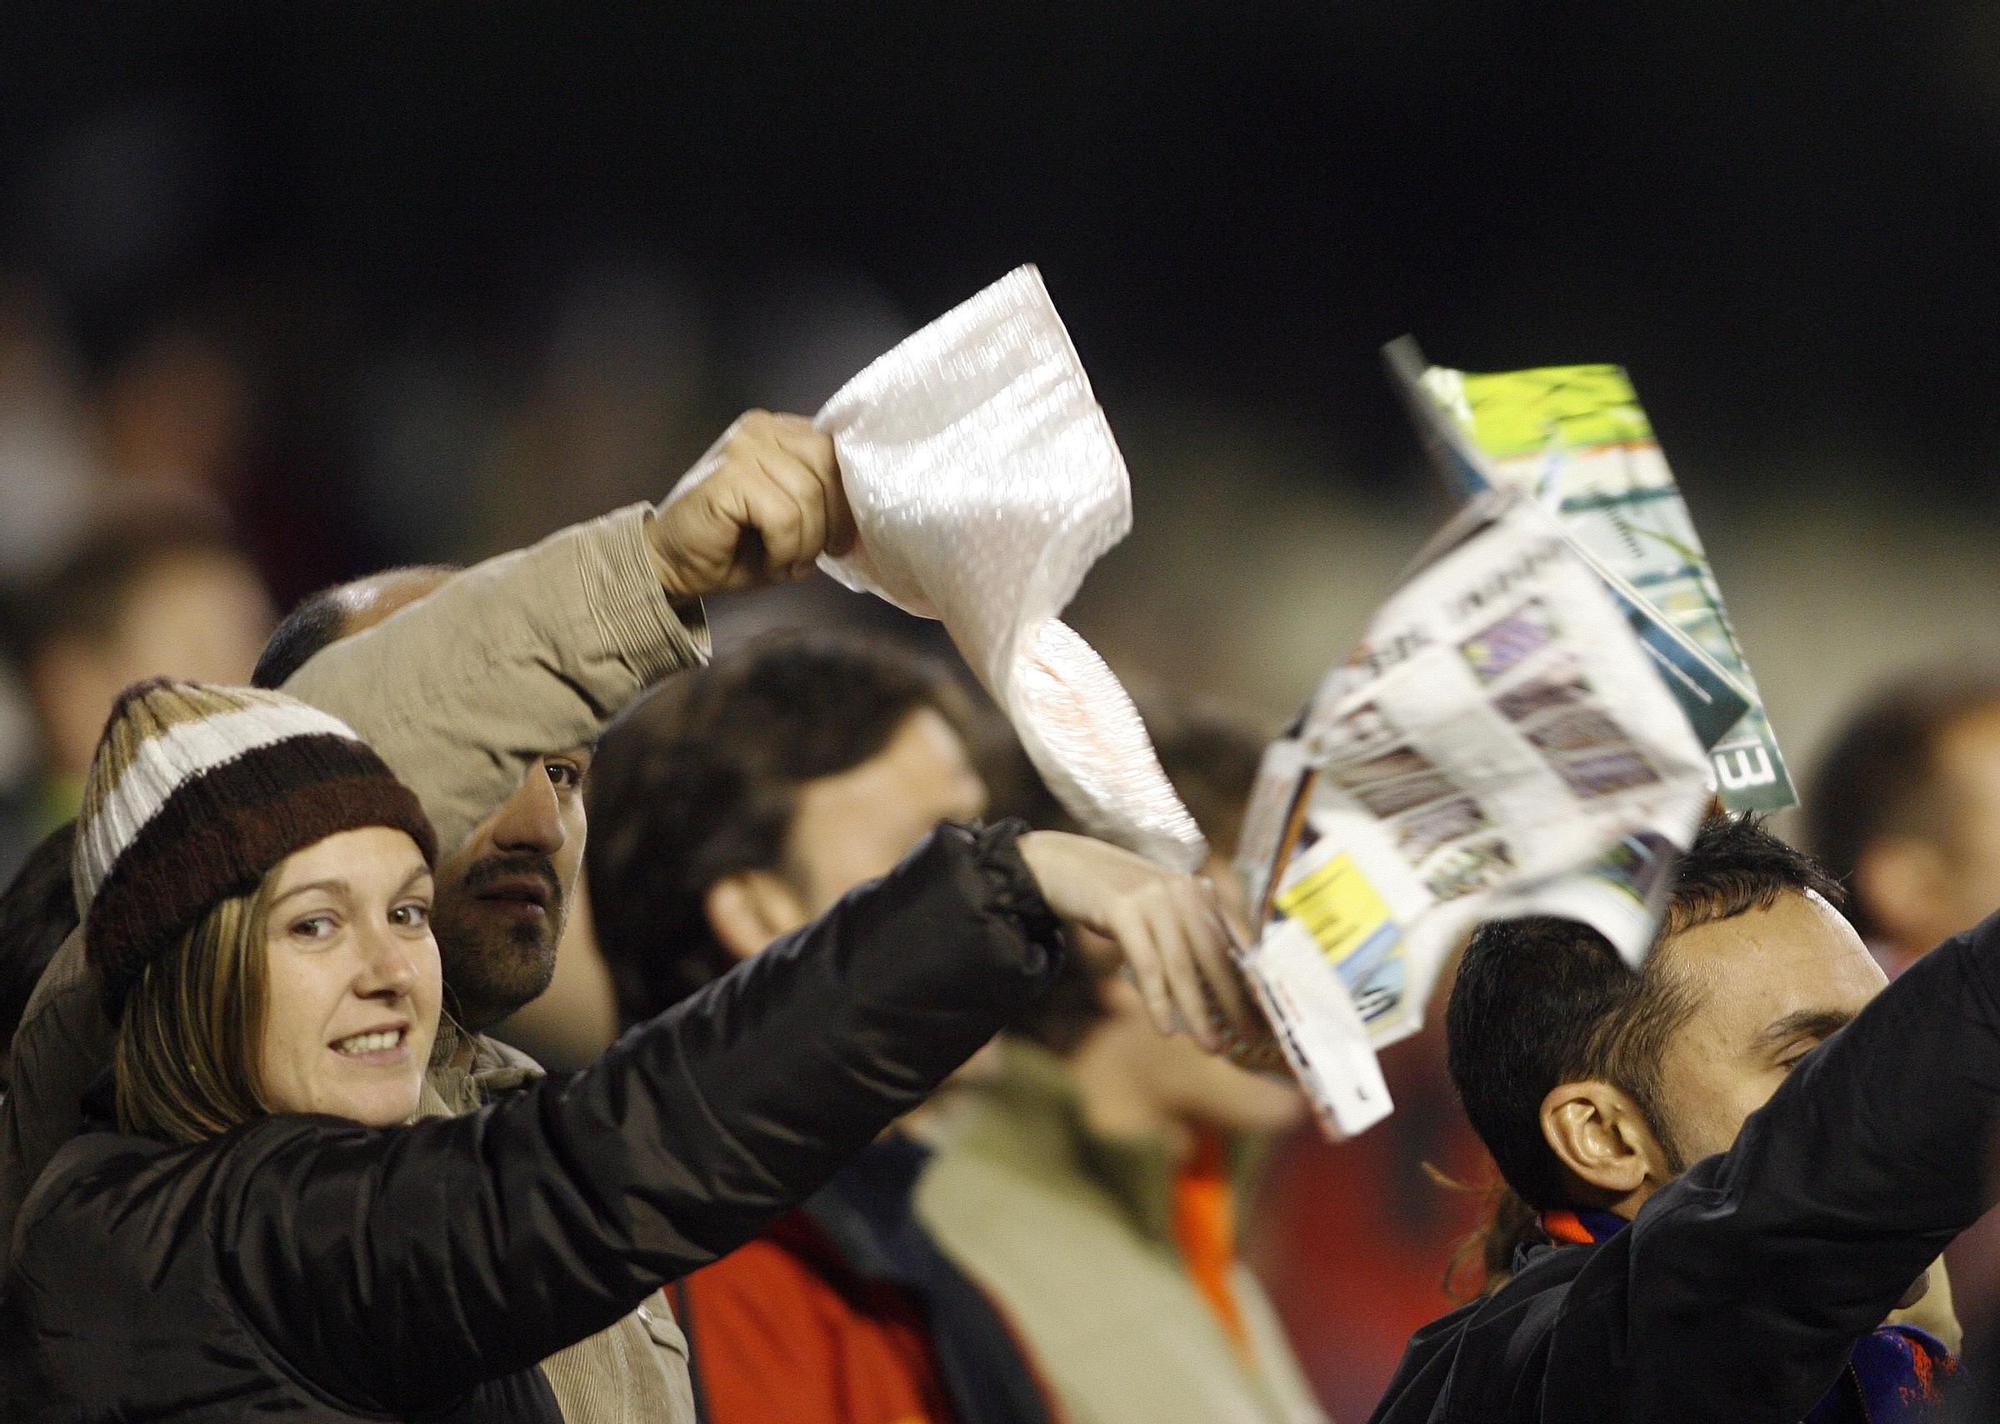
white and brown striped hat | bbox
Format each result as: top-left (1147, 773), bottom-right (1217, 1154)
top-left (75, 679), bottom-right (437, 1019)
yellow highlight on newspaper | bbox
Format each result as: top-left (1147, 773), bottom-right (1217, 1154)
top-left (1462, 364), bottom-right (1652, 461)
top-left (1275, 851), bottom-right (1393, 963)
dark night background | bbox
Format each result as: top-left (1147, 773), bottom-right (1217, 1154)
top-left (7, 3), bottom-right (1998, 508)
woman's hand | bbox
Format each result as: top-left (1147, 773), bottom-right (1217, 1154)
top-left (1015, 831), bottom-right (1255, 1051)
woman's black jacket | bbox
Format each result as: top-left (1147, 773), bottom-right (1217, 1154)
top-left (2, 823), bottom-right (1064, 1421)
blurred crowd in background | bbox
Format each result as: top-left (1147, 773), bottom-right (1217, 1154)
top-left (7, 8), bottom-right (2000, 1417)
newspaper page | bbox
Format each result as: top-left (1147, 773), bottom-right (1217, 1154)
top-left (1383, 338), bottom-right (1793, 810)
top-left (1236, 495), bottom-right (1712, 1139)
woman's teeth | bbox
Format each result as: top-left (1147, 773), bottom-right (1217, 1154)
top-left (334, 1029), bottom-right (403, 1056)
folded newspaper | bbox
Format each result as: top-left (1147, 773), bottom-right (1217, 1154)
top-left (1384, 340), bottom-right (1793, 811)
top-left (1236, 493), bottom-right (1713, 1139)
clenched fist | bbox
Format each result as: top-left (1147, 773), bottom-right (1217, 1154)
top-left (647, 411), bottom-right (858, 601)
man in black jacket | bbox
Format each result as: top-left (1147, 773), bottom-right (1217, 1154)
top-left (1371, 813), bottom-right (1992, 1423)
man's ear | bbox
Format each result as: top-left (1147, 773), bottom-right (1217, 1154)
top-left (1539, 1080), bottom-right (1671, 1203)
top-left (1854, 837), bottom-right (1950, 951)
top-left (703, 870), bottom-right (809, 962)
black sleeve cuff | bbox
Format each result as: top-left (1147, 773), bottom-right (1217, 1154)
top-left (950, 818), bottom-right (1067, 971)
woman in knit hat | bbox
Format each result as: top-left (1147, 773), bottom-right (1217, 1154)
top-left (72, 680), bottom-right (443, 1143)
top-left (3, 679), bottom-right (1253, 1421)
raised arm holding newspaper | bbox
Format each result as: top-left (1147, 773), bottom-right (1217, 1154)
top-left (1370, 813), bottom-right (1990, 1423)
top-left (1342, 348), bottom-right (1981, 1422)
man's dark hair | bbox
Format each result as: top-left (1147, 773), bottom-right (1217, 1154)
top-left (0, 821), bottom-right (81, 1088)
top-left (250, 588), bottom-right (349, 690)
top-left (251, 565), bottom-right (462, 690)
top-left (1000, 696), bottom-right (1269, 1056)
top-left (2, 494), bottom-right (238, 674)
top-left (1447, 812), bottom-right (1843, 1210)
top-left (585, 631), bottom-right (970, 1030)
top-left (1805, 670), bottom-right (2000, 941)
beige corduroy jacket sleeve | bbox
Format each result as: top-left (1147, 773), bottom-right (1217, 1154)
top-left (285, 502), bottom-right (708, 854)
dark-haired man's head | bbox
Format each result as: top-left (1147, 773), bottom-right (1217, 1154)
top-left (12, 495), bottom-right (272, 777)
top-left (251, 565), bottom-right (460, 689)
top-left (1448, 814), bottom-right (1865, 1218)
top-left (1806, 670), bottom-right (2000, 974)
top-left (586, 632), bottom-right (986, 1028)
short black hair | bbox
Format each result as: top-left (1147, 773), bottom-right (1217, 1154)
top-left (1805, 669), bottom-right (2000, 941)
top-left (585, 631), bottom-right (970, 1030)
top-left (1447, 812), bottom-right (1843, 1210)
top-left (251, 564), bottom-right (461, 690)
top-left (250, 587), bottom-right (348, 689)
top-left (0, 820), bottom-right (81, 1088)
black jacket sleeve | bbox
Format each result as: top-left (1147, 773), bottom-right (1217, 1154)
top-left (0, 928), bottom-right (109, 1268)
top-left (1543, 909), bottom-right (2000, 1422)
top-left (25, 821), bottom-right (1061, 1417)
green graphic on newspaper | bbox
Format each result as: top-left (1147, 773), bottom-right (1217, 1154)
top-left (1385, 344), bottom-right (1795, 811)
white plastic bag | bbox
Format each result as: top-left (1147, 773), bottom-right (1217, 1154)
top-left (817, 266), bottom-right (1205, 871)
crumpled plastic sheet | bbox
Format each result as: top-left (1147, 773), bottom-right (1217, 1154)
top-left (816, 266), bottom-right (1207, 872)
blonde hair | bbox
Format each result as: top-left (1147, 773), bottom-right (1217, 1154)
top-left (114, 876), bottom-right (274, 1144)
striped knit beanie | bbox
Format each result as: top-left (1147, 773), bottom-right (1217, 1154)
top-left (75, 679), bottom-right (438, 1020)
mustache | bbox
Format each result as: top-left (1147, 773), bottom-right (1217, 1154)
top-left (459, 854), bottom-right (563, 909)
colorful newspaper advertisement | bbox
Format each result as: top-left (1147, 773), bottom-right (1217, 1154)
top-left (1383, 338), bottom-right (1793, 811)
top-left (1235, 494), bottom-right (1712, 1138)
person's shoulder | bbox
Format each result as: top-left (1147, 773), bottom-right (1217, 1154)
top-left (13, 1128), bottom-right (173, 1269)
top-left (6, 1127), bottom-right (325, 1418)
top-left (9, 927), bottom-right (106, 1092)
top-left (1375, 1245), bottom-right (1590, 1423)
top-left (20, 1114), bottom-right (358, 1244)
top-left (26, 1126), bottom-right (169, 1193)
top-left (15, 1114), bottom-right (385, 1291)
top-left (1471, 1243), bottom-right (1587, 1337)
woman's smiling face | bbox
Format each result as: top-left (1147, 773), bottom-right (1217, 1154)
top-left (257, 827), bottom-right (441, 1126)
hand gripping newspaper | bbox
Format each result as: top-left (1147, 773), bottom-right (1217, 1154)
top-left (1235, 493), bottom-right (1714, 1139)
